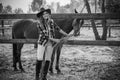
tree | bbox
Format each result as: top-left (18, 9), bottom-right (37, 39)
top-left (14, 8), bottom-right (24, 14)
top-left (2, 5), bottom-right (12, 14)
top-left (56, 2), bottom-right (60, 13)
top-left (84, 0), bottom-right (101, 40)
top-left (69, 0), bottom-right (80, 12)
top-left (101, 0), bottom-right (120, 40)
top-left (105, 0), bottom-right (120, 13)
top-left (56, 0), bottom-right (80, 13)
top-left (0, 3), bottom-right (3, 13)
top-left (27, 4), bottom-right (32, 13)
top-left (101, 0), bottom-right (108, 40)
top-left (31, 0), bottom-right (43, 12)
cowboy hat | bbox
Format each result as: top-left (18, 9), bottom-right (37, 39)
top-left (36, 8), bottom-right (51, 18)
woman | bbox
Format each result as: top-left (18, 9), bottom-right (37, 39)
top-left (36, 8), bottom-right (69, 80)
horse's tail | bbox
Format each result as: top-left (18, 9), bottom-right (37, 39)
top-left (12, 31), bottom-right (15, 48)
top-left (12, 28), bottom-right (18, 53)
top-left (12, 30), bottom-right (14, 67)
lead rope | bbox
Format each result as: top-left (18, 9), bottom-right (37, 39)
top-left (53, 21), bottom-right (74, 49)
top-left (53, 33), bottom-right (74, 50)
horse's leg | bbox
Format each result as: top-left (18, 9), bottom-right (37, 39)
top-left (13, 43), bottom-right (19, 71)
top-left (49, 47), bottom-right (56, 74)
top-left (17, 43), bottom-right (24, 72)
top-left (34, 44), bottom-right (38, 48)
top-left (55, 44), bottom-right (63, 74)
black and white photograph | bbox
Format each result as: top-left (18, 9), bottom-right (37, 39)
top-left (0, 0), bottom-right (120, 80)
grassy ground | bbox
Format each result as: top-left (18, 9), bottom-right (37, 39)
top-left (0, 27), bottom-right (120, 80)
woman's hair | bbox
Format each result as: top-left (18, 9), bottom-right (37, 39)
top-left (38, 13), bottom-right (52, 27)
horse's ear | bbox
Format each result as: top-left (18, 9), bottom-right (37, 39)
top-left (75, 9), bottom-right (78, 13)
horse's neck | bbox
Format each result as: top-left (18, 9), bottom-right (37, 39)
top-left (61, 19), bottom-right (73, 34)
top-left (63, 28), bottom-right (72, 34)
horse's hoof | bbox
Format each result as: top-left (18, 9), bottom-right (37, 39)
top-left (49, 68), bottom-right (53, 74)
top-left (14, 68), bottom-right (19, 71)
top-left (57, 70), bottom-right (63, 75)
top-left (49, 72), bottom-right (54, 75)
top-left (49, 70), bottom-right (54, 75)
top-left (57, 72), bottom-right (63, 75)
top-left (21, 69), bottom-right (25, 73)
top-left (21, 70), bottom-right (25, 73)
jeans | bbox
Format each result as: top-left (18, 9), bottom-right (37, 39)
top-left (37, 41), bottom-right (53, 61)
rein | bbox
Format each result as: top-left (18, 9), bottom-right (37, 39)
top-left (53, 34), bottom-right (74, 50)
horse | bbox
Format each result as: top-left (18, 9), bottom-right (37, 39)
top-left (12, 11), bottom-right (84, 74)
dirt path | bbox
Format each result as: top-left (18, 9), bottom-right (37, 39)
top-left (0, 28), bottom-right (120, 80)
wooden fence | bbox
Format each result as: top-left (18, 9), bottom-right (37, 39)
top-left (0, 13), bottom-right (120, 46)
top-left (0, 13), bottom-right (120, 19)
top-left (0, 39), bottom-right (120, 46)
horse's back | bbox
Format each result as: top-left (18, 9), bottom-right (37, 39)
top-left (12, 18), bottom-right (74, 39)
top-left (12, 19), bottom-right (39, 39)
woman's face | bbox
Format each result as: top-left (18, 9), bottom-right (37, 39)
top-left (42, 11), bottom-right (51, 20)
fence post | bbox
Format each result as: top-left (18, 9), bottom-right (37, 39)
top-left (1, 20), bottom-right (4, 36)
top-left (108, 26), bottom-right (111, 37)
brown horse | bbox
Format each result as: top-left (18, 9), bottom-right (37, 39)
top-left (12, 12), bottom-right (84, 74)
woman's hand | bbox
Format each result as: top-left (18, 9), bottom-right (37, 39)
top-left (60, 34), bottom-right (74, 43)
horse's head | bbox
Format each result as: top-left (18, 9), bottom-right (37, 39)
top-left (72, 9), bottom-right (84, 36)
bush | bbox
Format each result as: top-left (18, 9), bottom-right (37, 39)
top-left (105, 0), bottom-right (120, 13)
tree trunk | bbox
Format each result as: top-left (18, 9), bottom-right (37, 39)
top-left (84, 0), bottom-right (101, 40)
top-left (101, 0), bottom-right (108, 40)
top-left (102, 20), bottom-right (108, 40)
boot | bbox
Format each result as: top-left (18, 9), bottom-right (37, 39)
top-left (42, 61), bottom-right (50, 80)
top-left (36, 60), bottom-right (42, 80)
